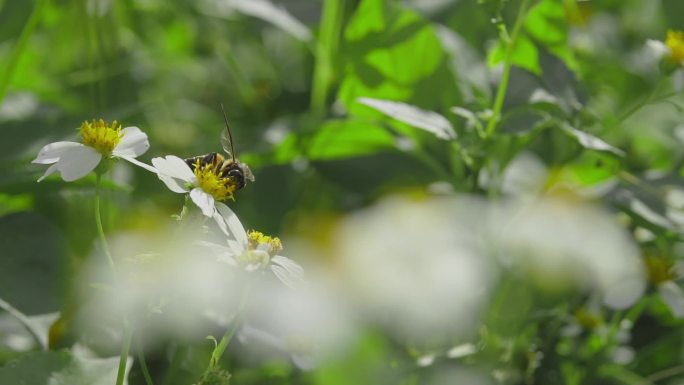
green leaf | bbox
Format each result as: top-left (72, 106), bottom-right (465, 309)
top-left (307, 119), bottom-right (397, 161)
top-left (339, 0), bottom-right (459, 115)
top-left (358, 97), bottom-right (456, 140)
top-left (524, 0), bottom-right (578, 71)
top-left (487, 34), bottom-right (541, 76)
top-left (0, 350), bottom-right (130, 385)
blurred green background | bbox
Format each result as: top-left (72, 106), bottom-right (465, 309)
top-left (4, 0), bottom-right (684, 384)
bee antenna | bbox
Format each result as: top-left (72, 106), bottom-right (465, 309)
top-left (220, 103), bottom-right (236, 162)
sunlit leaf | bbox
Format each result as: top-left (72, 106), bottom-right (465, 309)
top-left (488, 35), bottom-right (541, 76)
top-left (358, 97), bottom-right (456, 140)
top-left (561, 124), bottom-right (625, 157)
top-left (308, 119), bottom-right (397, 160)
top-left (339, 0), bottom-right (459, 115)
top-left (524, 0), bottom-right (578, 71)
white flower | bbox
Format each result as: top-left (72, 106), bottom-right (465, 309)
top-left (151, 155), bottom-right (240, 217)
top-left (200, 203), bottom-right (305, 289)
top-left (32, 119), bottom-right (154, 182)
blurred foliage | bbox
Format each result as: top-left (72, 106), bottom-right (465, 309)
top-left (3, 0), bottom-right (684, 384)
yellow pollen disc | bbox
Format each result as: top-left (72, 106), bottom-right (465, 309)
top-left (247, 230), bottom-right (283, 257)
top-left (193, 160), bottom-right (237, 201)
top-left (666, 30), bottom-right (684, 63)
top-left (80, 119), bottom-right (123, 155)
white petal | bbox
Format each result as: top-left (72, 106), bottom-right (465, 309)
top-left (190, 187), bottom-right (216, 217)
top-left (117, 154), bottom-right (158, 173)
top-left (271, 255), bottom-right (305, 289)
top-left (272, 255), bottom-right (305, 277)
top-left (646, 39), bottom-right (670, 60)
top-left (215, 202), bottom-right (248, 246)
top-left (226, 240), bottom-right (244, 256)
top-left (152, 155), bottom-right (195, 193)
top-left (37, 163), bottom-right (60, 182)
top-left (44, 146), bottom-right (102, 182)
top-left (158, 174), bottom-right (190, 193)
top-left (659, 281), bottom-right (684, 318)
top-left (113, 126), bottom-right (150, 157)
top-left (32, 141), bottom-right (82, 164)
top-left (195, 240), bottom-right (238, 265)
top-left (152, 155), bottom-right (195, 182)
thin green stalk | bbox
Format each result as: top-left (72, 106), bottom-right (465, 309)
top-left (207, 285), bottom-right (251, 370)
top-left (614, 80), bottom-right (662, 128)
top-left (116, 322), bottom-right (133, 385)
top-left (208, 318), bottom-right (241, 370)
top-left (163, 345), bottom-right (187, 385)
top-left (95, 173), bottom-right (116, 271)
top-left (0, 0), bottom-right (47, 104)
top-left (137, 339), bottom-right (155, 385)
top-left (310, 0), bottom-right (347, 115)
top-left (484, 0), bottom-right (532, 138)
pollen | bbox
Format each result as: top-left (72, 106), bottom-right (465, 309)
top-left (80, 119), bottom-right (123, 154)
top-left (666, 30), bottom-right (684, 64)
top-left (193, 160), bottom-right (237, 201)
top-left (247, 230), bottom-right (283, 257)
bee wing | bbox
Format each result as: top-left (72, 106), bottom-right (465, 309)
top-left (220, 127), bottom-right (234, 160)
top-left (241, 163), bottom-right (256, 182)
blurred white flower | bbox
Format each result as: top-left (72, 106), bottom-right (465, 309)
top-left (237, 278), bottom-right (357, 370)
top-left (32, 119), bottom-right (153, 182)
top-left (77, 226), bottom-right (242, 346)
top-left (334, 197), bottom-right (494, 342)
top-left (333, 194), bottom-right (647, 343)
top-left (494, 198), bottom-right (646, 309)
top-left (200, 203), bottom-right (305, 289)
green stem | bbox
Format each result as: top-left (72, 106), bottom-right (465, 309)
top-left (0, 0), bottom-right (47, 104)
top-left (207, 285), bottom-right (251, 370)
top-left (484, 0), bottom-right (532, 138)
top-left (137, 338), bottom-right (155, 385)
top-left (208, 318), bottom-right (241, 370)
top-left (163, 345), bottom-right (187, 385)
top-left (95, 173), bottom-right (116, 271)
top-left (614, 80), bottom-right (663, 128)
top-left (116, 321), bottom-right (133, 385)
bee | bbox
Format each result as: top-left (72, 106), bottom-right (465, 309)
top-left (184, 104), bottom-right (255, 189)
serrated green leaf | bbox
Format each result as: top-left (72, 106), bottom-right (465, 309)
top-left (488, 34), bottom-right (541, 76)
top-left (524, 0), bottom-right (578, 71)
top-left (339, 0), bottom-right (459, 116)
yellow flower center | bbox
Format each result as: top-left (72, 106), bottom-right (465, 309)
top-left (193, 160), bottom-right (237, 201)
top-left (247, 230), bottom-right (283, 256)
top-left (236, 230), bottom-right (283, 271)
top-left (80, 119), bottom-right (122, 154)
top-left (666, 30), bottom-right (684, 64)
top-left (645, 254), bottom-right (675, 285)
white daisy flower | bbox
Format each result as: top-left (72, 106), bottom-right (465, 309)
top-left (200, 203), bottom-right (305, 289)
top-left (151, 155), bottom-right (241, 217)
top-left (32, 119), bottom-right (154, 182)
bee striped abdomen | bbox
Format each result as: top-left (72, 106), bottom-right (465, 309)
top-left (184, 152), bottom-right (225, 171)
